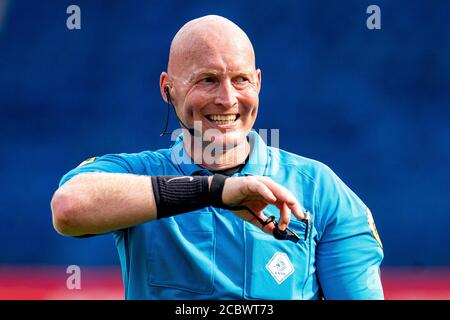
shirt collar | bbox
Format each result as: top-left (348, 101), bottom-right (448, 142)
top-left (169, 130), bottom-right (270, 176)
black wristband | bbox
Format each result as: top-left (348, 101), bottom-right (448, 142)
top-left (151, 174), bottom-right (231, 219)
top-left (151, 176), bottom-right (210, 219)
top-left (209, 174), bottom-right (229, 209)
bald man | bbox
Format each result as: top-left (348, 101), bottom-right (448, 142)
top-left (51, 15), bottom-right (384, 300)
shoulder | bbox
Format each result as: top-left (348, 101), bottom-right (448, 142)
top-left (268, 147), bottom-right (336, 184)
top-left (82, 149), bottom-right (170, 173)
top-left (268, 147), bottom-right (365, 232)
top-left (59, 148), bottom-right (172, 187)
top-left (273, 148), bottom-right (362, 204)
top-left (115, 149), bottom-right (171, 169)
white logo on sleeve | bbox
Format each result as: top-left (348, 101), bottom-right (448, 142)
top-left (266, 252), bottom-right (295, 284)
top-left (167, 176), bottom-right (194, 183)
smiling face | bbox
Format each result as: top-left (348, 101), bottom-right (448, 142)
top-left (160, 16), bottom-right (261, 148)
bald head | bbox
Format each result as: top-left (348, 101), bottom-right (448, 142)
top-left (167, 15), bottom-right (256, 77)
top-left (159, 15), bottom-right (261, 155)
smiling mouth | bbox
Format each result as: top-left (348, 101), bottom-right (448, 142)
top-left (205, 114), bottom-right (240, 125)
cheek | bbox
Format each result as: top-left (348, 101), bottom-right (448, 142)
top-left (181, 93), bottom-right (206, 118)
top-left (241, 94), bottom-right (259, 117)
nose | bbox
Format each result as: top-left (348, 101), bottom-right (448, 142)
top-left (214, 80), bottom-right (238, 109)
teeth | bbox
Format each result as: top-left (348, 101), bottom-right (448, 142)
top-left (208, 114), bottom-right (237, 121)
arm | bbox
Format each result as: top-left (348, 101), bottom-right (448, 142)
top-left (51, 173), bottom-right (304, 237)
top-left (51, 172), bottom-right (157, 236)
top-left (315, 165), bottom-right (384, 299)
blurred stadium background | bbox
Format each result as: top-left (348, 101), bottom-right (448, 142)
top-left (0, 0), bottom-right (449, 299)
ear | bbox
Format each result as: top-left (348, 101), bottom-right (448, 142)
top-left (256, 68), bottom-right (262, 94)
top-left (160, 72), bottom-right (171, 103)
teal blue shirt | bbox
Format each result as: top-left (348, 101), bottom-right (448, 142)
top-left (60, 131), bottom-right (384, 299)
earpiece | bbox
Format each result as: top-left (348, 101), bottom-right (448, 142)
top-left (164, 86), bottom-right (171, 102)
top-left (160, 85), bottom-right (195, 136)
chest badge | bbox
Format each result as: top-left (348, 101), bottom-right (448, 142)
top-left (77, 157), bottom-right (96, 167)
top-left (265, 252), bottom-right (295, 284)
top-left (366, 207), bottom-right (383, 249)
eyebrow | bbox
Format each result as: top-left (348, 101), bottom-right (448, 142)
top-left (187, 69), bottom-right (253, 83)
top-left (187, 70), bottom-right (221, 83)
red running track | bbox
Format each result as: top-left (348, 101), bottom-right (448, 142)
top-left (0, 266), bottom-right (449, 300)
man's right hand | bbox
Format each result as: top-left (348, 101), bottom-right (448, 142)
top-left (212, 176), bottom-right (304, 234)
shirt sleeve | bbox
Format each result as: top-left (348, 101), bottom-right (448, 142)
top-left (315, 164), bottom-right (384, 300)
top-left (57, 153), bottom-right (147, 238)
top-left (59, 153), bottom-right (145, 187)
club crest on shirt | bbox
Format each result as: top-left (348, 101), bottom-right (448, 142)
top-left (77, 157), bottom-right (97, 168)
top-left (265, 252), bottom-right (295, 284)
top-left (366, 207), bottom-right (383, 248)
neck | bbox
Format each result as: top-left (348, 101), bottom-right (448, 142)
top-left (183, 134), bottom-right (250, 171)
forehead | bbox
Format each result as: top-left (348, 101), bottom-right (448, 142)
top-left (169, 28), bottom-right (255, 78)
top-left (190, 51), bottom-right (254, 75)
top-left (178, 49), bottom-right (255, 83)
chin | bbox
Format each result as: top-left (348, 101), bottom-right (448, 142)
top-left (204, 130), bottom-right (248, 149)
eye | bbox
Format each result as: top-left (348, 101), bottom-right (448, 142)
top-left (199, 76), bottom-right (215, 84)
top-left (234, 76), bottom-right (250, 84)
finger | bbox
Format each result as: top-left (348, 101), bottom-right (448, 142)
top-left (256, 177), bottom-right (294, 203)
top-left (286, 199), bottom-right (305, 220)
top-left (269, 181), bottom-right (304, 219)
top-left (277, 202), bottom-right (290, 231)
top-left (247, 180), bottom-right (277, 204)
top-left (254, 176), bottom-right (305, 220)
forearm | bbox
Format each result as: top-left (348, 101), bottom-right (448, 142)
top-left (51, 172), bottom-right (157, 236)
top-left (51, 172), bottom-right (300, 237)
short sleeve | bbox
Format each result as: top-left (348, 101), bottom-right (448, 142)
top-left (315, 164), bottom-right (384, 300)
top-left (59, 153), bottom-right (145, 187)
top-left (56, 153), bottom-right (147, 238)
